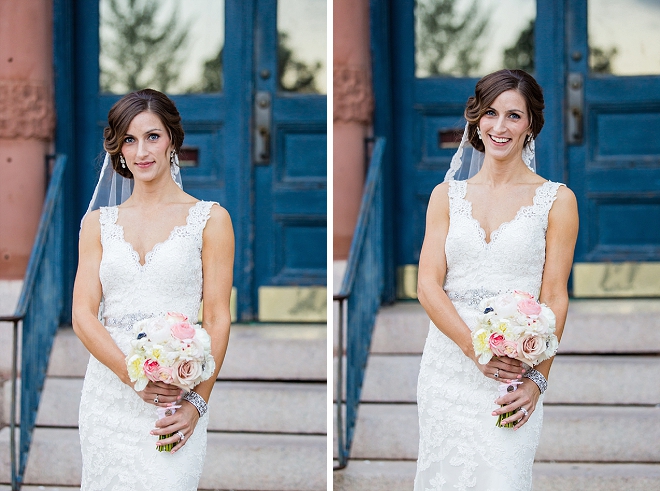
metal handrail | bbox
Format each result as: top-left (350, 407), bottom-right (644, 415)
top-left (334, 138), bottom-right (386, 469)
top-left (0, 154), bottom-right (67, 490)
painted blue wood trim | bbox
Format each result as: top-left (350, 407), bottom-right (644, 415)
top-left (391, 0), bottom-right (417, 266)
top-left (226, 0), bottom-right (256, 320)
top-left (535, 0), bottom-right (566, 184)
top-left (53, 0), bottom-right (76, 324)
top-left (370, 0), bottom-right (399, 303)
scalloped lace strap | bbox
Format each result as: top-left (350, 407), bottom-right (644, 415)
top-left (187, 201), bottom-right (218, 235)
top-left (535, 181), bottom-right (565, 215)
top-left (98, 206), bottom-right (118, 242)
top-left (447, 180), bottom-right (468, 217)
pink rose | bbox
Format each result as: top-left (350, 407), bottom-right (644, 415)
top-left (143, 359), bottom-right (161, 383)
top-left (143, 359), bottom-right (174, 384)
top-left (518, 298), bottom-right (542, 316)
top-left (489, 333), bottom-right (507, 357)
top-left (517, 334), bottom-right (546, 363)
top-left (171, 321), bottom-right (196, 340)
top-left (502, 340), bottom-right (519, 358)
top-left (514, 290), bottom-right (534, 299)
top-left (172, 359), bottom-right (203, 389)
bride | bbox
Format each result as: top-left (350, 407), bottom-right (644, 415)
top-left (414, 70), bottom-right (579, 490)
top-left (72, 89), bottom-right (234, 489)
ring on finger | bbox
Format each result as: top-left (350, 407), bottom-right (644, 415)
top-left (177, 430), bottom-right (185, 442)
top-left (519, 407), bottom-right (529, 417)
top-left (494, 368), bottom-right (500, 379)
top-left (154, 395), bottom-right (159, 404)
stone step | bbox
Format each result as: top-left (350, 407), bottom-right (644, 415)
top-left (333, 461), bottom-right (660, 491)
top-left (48, 325), bottom-right (327, 381)
top-left (0, 427), bottom-right (326, 490)
top-left (3, 378), bottom-right (326, 434)
top-left (371, 300), bottom-right (660, 354)
top-left (349, 404), bottom-right (660, 462)
top-left (358, 354), bottom-right (660, 405)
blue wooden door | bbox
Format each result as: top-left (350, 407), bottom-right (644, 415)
top-left (252, 0), bottom-right (328, 314)
top-left (73, 0), bottom-right (326, 320)
top-left (566, 0), bottom-right (660, 264)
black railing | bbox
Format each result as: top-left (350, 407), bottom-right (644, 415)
top-left (334, 138), bottom-right (385, 468)
top-left (0, 155), bottom-right (67, 490)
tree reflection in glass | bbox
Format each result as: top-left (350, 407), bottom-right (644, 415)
top-left (415, 0), bottom-right (535, 78)
top-left (277, 0), bottom-right (326, 94)
top-left (100, 0), bottom-right (224, 94)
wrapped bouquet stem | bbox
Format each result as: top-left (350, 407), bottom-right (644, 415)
top-left (471, 291), bottom-right (558, 428)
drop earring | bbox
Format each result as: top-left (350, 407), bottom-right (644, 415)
top-left (477, 128), bottom-right (482, 140)
top-left (120, 154), bottom-right (126, 169)
top-left (170, 150), bottom-right (175, 165)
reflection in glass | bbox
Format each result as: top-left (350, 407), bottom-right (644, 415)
top-left (415, 0), bottom-right (535, 78)
top-left (589, 0), bottom-right (660, 76)
top-left (277, 0), bottom-right (327, 94)
top-left (100, 0), bottom-right (224, 94)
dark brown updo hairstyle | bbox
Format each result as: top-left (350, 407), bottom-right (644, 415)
top-left (464, 69), bottom-right (544, 153)
top-left (103, 88), bottom-right (184, 178)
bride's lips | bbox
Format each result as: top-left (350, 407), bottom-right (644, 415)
top-left (488, 134), bottom-right (511, 145)
top-left (134, 161), bottom-right (155, 168)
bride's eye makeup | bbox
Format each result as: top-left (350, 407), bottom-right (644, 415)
top-left (123, 135), bottom-right (135, 143)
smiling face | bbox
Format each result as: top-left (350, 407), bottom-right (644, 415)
top-left (478, 89), bottom-right (531, 163)
top-left (121, 111), bottom-right (174, 183)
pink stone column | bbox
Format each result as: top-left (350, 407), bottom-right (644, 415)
top-left (333, 0), bottom-right (374, 259)
top-left (0, 0), bottom-right (55, 278)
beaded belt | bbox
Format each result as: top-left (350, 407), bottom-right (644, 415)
top-left (447, 288), bottom-right (501, 309)
top-left (104, 312), bottom-right (157, 331)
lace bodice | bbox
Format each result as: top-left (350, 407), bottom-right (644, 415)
top-left (444, 180), bottom-right (564, 315)
top-left (99, 201), bottom-right (216, 340)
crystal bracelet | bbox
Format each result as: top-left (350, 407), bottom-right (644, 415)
top-left (523, 368), bottom-right (548, 394)
top-left (183, 390), bottom-right (208, 417)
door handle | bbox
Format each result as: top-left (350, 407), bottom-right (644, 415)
top-left (567, 73), bottom-right (583, 144)
top-left (254, 91), bottom-right (271, 164)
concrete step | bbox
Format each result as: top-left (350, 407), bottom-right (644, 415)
top-left (0, 427), bottom-right (326, 490)
top-left (349, 404), bottom-right (660, 462)
top-left (333, 461), bottom-right (660, 491)
top-left (359, 354), bottom-right (660, 405)
top-left (371, 300), bottom-right (660, 354)
top-left (48, 325), bottom-right (327, 381)
top-left (3, 378), bottom-right (326, 434)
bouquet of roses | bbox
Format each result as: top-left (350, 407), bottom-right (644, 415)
top-left (126, 312), bottom-right (215, 450)
top-left (471, 291), bottom-right (558, 427)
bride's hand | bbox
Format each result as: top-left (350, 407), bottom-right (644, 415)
top-left (136, 381), bottom-right (183, 407)
top-left (473, 356), bottom-right (526, 382)
top-left (151, 401), bottom-right (200, 453)
top-left (492, 378), bottom-right (540, 429)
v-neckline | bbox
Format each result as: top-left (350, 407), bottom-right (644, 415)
top-left (113, 201), bottom-right (200, 268)
top-left (460, 181), bottom-right (549, 246)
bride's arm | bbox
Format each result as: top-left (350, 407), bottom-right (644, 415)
top-left (72, 211), bottom-right (131, 385)
top-left (417, 183), bottom-right (522, 380)
top-left (535, 185), bottom-right (579, 380)
top-left (190, 204), bottom-right (234, 404)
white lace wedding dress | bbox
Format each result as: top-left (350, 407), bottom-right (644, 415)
top-left (414, 180), bottom-right (564, 491)
top-left (79, 200), bottom-right (216, 490)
